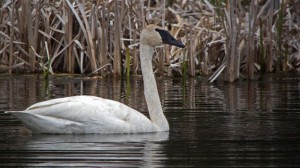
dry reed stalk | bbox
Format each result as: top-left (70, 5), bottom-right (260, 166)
top-left (246, 0), bottom-right (257, 80)
top-left (65, 1), bottom-right (74, 73)
top-left (78, 1), bottom-right (98, 73)
top-left (265, 1), bottom-right (274, 72)
top-left (129, 0), bottom-right (138, 75)
top-left (90, 5), bottom-right (100, 72)
top-left (33, 2), bottom-right (39, 63)
top-left (8, 0), bottom-right (14, 73)
top-left (188, 25), bottom-right (195, 77)
top-left (140, 0), bottom-right (145, 28)
top-left (259, 18), bottom-right (265, 72)
top-left (99, 1), bottom-right (109, 75)
top-left (158, 0), bottom-right (166, 75)
top-left (276, 1), bottom-right (284, 71)
top-left (224, 0), bottom-right (240, 82)
top-left (113, 0), bottom-right (121, 77)
top-left (125, 47), bottom-right (130, 77)
top-left (20, 1), bottom-right (34, 72)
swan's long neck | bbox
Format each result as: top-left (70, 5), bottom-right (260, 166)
top-left (139, 44), bottom-right (169, 131)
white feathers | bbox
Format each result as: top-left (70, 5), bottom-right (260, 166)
top-left (6, 96), bottom-right (156, 134)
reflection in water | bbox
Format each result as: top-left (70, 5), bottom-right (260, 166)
top-left (6, 133), bottom-right (168, 167)
top-left (1, 74), bottom-right (300, 167)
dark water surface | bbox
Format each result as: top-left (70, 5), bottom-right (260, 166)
top-left (0, 73), bottom-right (300, 167)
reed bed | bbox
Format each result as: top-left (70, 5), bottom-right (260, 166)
top-left (0, 0), bottom-right (299, 82)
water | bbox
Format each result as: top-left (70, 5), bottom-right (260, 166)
top-left (1, 73), bottom-right (300, 167)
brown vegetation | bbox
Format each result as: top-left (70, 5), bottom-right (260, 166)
top-left (0, 0), bottom-right (299, 82)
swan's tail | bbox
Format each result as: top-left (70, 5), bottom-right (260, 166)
top-left (5, 111), bottom-right (24, 113)
top-left (5, 111), bottom-right (83, 134)
top-left (5, 111), bottom-right (46, 133)
top-left (5, 111), bottom-right (29, 119)
top-left (5, 111), bottom-right (32, 118)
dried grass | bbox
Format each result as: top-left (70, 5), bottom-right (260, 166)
top-left (0, 0), bottom-right (299, 82)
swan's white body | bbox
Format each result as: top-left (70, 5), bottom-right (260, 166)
top-left (6, 25), bottom-right (184, 134)
top-left (10, 96), bottom-right (157, 133)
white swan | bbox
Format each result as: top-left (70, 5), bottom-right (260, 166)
top-left (5, 24), bottom-right (185, 134)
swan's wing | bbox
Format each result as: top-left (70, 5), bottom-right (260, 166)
top-left (6, 96), bottom-right (155, 133)
top-left (25, 96), bottom-right (120, 122)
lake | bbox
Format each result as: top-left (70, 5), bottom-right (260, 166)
top-left (1, 73), bottom-right (300, 167)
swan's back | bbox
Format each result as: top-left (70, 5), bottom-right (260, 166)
top-left (7, 96), bottom-right (156, 134)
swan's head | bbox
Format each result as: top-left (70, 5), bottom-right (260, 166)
top-left (140, 24), bottom-right (185, 48)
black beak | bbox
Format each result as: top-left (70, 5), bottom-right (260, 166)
top-left (155, 28), bottom-right (185, 48)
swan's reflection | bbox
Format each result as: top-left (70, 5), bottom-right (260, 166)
top-left (21, 132), bottom-right (169, 167)
top-left (26, 132), bottom-right (169, 149)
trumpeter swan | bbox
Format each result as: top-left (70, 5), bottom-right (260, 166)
top-left (5, 24), bottom-right (185, 134)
